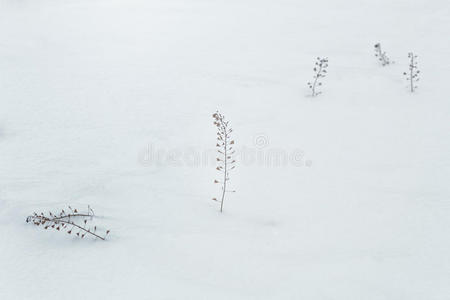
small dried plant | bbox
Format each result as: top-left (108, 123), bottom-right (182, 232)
top-left (26, 205), bottom-right (110, 240)
top-left (403, 52), bottom-right (420, 92)
top-left (212, 111), bottom-right (236, 213)
top-left (307, 57), bottom-right (328, 97)
top-left (374, 43), bottom-right (391, 66)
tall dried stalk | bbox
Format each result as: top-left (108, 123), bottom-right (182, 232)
top-left (212, 111), bottom-right (236, 213)
top-left (404, 52), bottom-right (420, 93)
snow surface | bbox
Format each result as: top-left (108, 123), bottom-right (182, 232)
top-left (1, 0), bottom-right (449, 299)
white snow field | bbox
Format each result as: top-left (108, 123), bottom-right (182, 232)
top-left (1, 0), bottom-right (449, 299)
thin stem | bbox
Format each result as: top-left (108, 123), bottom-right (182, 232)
top-left (376, 46), bottom-right (388, 65)
top-left (220, 122), bottom-right (227, 213)
top-left (376, 46), bottom-right (382, 61)
top-left (410, 54), bottom-right (414, 92)
top-left (58, 219), bottom-right (105, 240)
top-left (51, 213), bottom-right (92, 221)
top-left (312, 63), bottom-right (322, 96)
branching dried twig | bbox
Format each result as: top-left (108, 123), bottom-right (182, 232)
top-left (26, 206), bottom-right (110, 240)
top-left (307, 57), bottom-right (328, 97)
top-left (212, 111), bottom-right (236, 213)
top-left (374, 43), bottom-right (391, 66)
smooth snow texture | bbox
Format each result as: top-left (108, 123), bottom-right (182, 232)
top-left (0, 0), bottom-right (449, 299)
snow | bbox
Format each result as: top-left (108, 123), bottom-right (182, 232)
top-left (1, 0), bottom-right (449, 299)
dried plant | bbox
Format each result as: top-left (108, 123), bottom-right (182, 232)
top-left (26, 205), bottom-right (110, 240)
top-left (374, 43), bottom-right (391, 66)
top-left (307, 57), bottom-right (328, 97)
top-left (212, 111), bottom-right (236, 213)
top-left (403, 52), bottom-right (420, 92)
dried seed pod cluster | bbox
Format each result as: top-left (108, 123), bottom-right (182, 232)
top-left (404, 52), bottom-right (420, 92)
top-left (374, 43), bottom-right (391, 66)
top-left (212, 111), bottom-right (236, 212)
top-left (307, 57), bottom-right (328, 97)
top-left (26, 206), bottom-right (110, 240)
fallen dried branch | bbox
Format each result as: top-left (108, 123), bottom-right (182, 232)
top-left (26, 205), bottom-right (110, 240)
